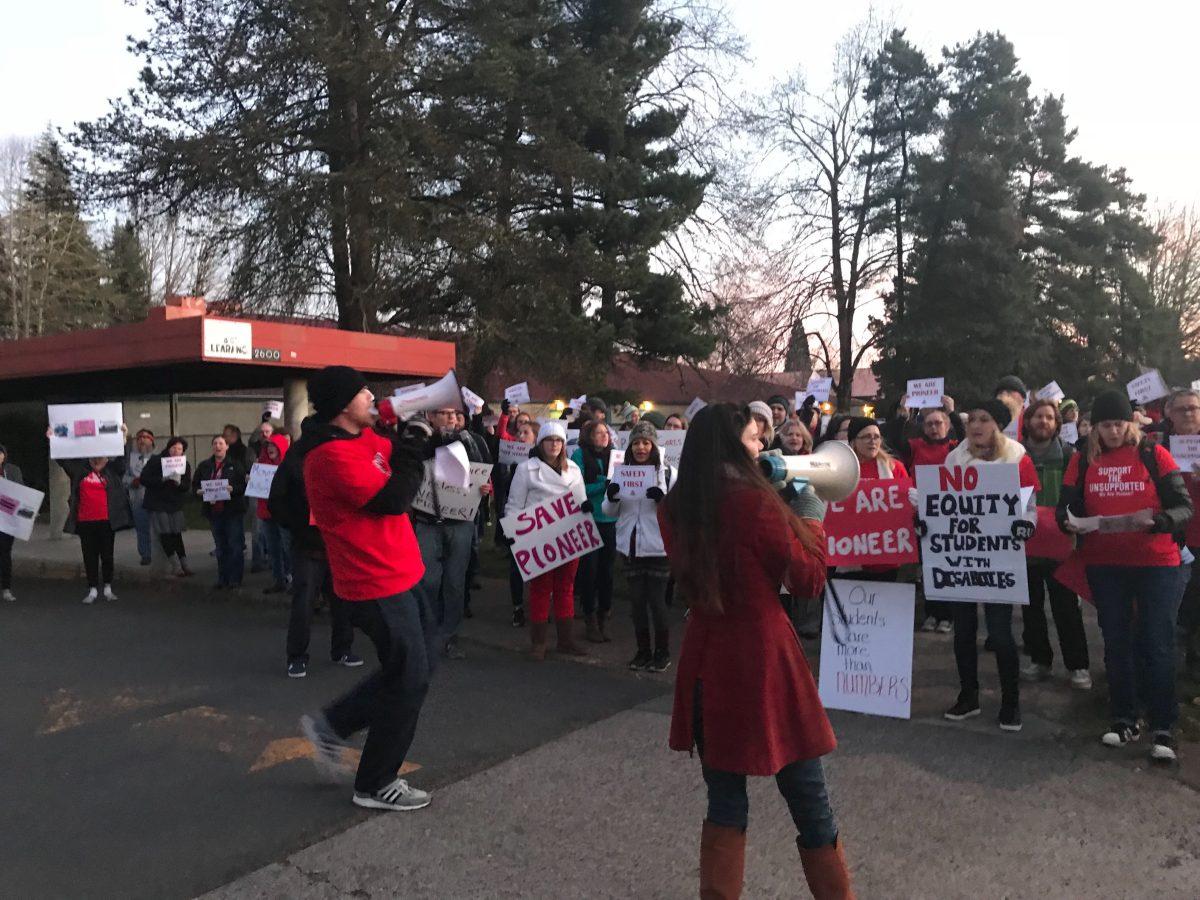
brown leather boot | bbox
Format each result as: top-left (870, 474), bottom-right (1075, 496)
top-left (529, 622), bottom-right (548, 661)
top-left (700, 820), bottom-right (745, 899)
top-left (555, 618), bottom-right (589, 656)
top-left (798, 838), bottom-right (855, 900)
top-left (585, 614), bottom-right (604, 643)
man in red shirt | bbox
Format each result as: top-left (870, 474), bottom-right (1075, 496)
top-left (299, 366), bottom-right (433, 812)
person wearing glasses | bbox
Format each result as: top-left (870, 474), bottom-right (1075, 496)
top-left (842, 417), bottom-right (909, 584)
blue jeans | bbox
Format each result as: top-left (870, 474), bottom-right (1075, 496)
top-left (1087, 565), bottom-right (1182, 733)
top-left (251, 517), bottom-right (268, 568)
top-left (262, 519), bottom-right (292, 585)
top-left (131, 498), bottom-right (152, 561)
top-left (210, 515), bottom-right (246, 586)
top-left (414, 519), bottom-right (475, 647)
top-left (702, 760), bottom-right (837, 847)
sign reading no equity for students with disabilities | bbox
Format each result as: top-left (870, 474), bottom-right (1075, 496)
top-left (823, 479), bottom-right (918, 567)
top-left (916, 463), bottom-right (1028, 604)
top-left (501, 492), bottom-right (604, 581)
top-left (817, 579), bottom-right (915, 720)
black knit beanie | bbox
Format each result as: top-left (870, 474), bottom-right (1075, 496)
top-left (994, 375), bottom-right (1028, 398)
top-left (965, 399), bottom-right (1012, 431)
top-left (1091, 389), bottom-right (1134, 424)
top-left (845, 416), bottom-right (878, 443)
top-left (767, 394), bottom-right (791, 413)
top-left (587, 396), bottom-right (609, 416)
top-left (309, 366), bottom-right (368, 422)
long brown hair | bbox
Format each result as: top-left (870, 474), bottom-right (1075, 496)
top-left (532, 435), bottom-right (569, 473)
top-left (1087, 420), bottom-right (1144, 463)
top-left (661, 403), bottom-right (822, 615)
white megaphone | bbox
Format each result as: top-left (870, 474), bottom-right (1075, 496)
top-left (375, 370), bottom-right (461, 424)
top-left (758, 440), bottom-right (861, 502)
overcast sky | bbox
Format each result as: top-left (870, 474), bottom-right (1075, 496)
top-left (1, 0), bottom-right (1196, 207)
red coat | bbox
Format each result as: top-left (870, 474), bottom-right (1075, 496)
top-left (659, 483), bottom-right (836, 775)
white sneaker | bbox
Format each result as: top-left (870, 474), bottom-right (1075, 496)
top-left (102, 584), bottom-right (118, 602)
top-left (920, 616), bottom-right (938, 632)
top-left (1069, 669), bottom-right (1093, 690)
top-left (1, 589), bottom-right (14, 602)
top-left (300, 714), bottom-right (353, 782)
top-left (352, 777), bottom-right (431, 811)
top-left (82, 588), bottom-right (98, 605)
top-left (1020, 661), bottom-right (1051, 682)
top-left (936, 620), bottom-right (953, 634)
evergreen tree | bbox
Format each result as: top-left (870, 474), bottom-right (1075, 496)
top-left (106, 220), bottom-right (151, 322)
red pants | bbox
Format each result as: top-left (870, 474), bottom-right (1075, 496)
top-left (528, 559), bottom-right (580, 624)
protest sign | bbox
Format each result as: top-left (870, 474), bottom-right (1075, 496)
top-left (505, 382), bottom-right (531, 405)
top-left (1127, 370), bottom-right (1169, 405)
top-left (684, 397), bottom-right (706, 422)
top-left (613, 464), bottom-right (656, 500)
top-left (501, 492), bottom-right (604, 581)
top-left (412, 462), bottom-right (494, 522)
top-left (569, 394), bottom-right (588, 411)
top-left (245, 463), bottom-right (279, 499)
top-left (1059, 422), bottom-right (1078, 445)
top-left (262, 400), bottom-right (284, 420)
top-left (566, 429), bottom-right (580, 451)
top-left (48, 403), bottom-right (125, 459)
top-left (817, 579), bottom-right (915, 720)
top-left (916, 463), bottom-right (1029, 604)
top-left (0, 479), bottom-right (44, 541)
top-left (824, 479), bottom-right (918, 567)
top-left (460, 386), bottom-right (485, 414)
top-left (610, 431), bottom-right (629, 452)
top-left (161, 455), bottom-right (187, 478)
top-left (1066, 507), bottom-right (1155, 534)
top-left (607, 449), bottom-right (625, 478)
top-left (1036, 381), bottom-right (1064, 402)
top-left (1170, 435), bottom-right (1200, 471)
top-left (1024, 506), bottom-right (1073, 561)
top-left (498, 439), bottom-right (531, 466)
top-left (804, 377), bottom-right (833, 403)
top-left (201, 479), bottom-right (232, 502)
top-left (434, 441), bottom-right (471, 489)
top-left (905, 378), bottom-right (944, 410)
top-left (657, 431), bottom-right (686, 468)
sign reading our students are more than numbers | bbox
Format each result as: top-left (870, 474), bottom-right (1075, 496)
top-left (916, 463), bottom-right (1029, 605)
top-left (905, 378), bottom-right (944, 410)
top-left (817, 579), bottom-right (915, 720)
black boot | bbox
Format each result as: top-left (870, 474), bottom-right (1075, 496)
top-left (628, 629), bottom-right (653, 670)
top-left (650, 629), bottom-right (671, 672)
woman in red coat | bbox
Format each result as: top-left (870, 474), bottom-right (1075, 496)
top-left (659, 403), bottom-right (853, 900)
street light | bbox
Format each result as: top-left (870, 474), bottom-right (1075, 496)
top-left (553, 399), bottom-right (566, 412)
top-left (639, 400), bottom-right (654, 412)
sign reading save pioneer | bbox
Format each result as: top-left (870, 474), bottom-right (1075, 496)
top-left (500, 492), bottom-right (604, 581)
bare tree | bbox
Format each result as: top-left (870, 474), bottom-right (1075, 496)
top-left (1148, 205), bottom-right (1200, 359)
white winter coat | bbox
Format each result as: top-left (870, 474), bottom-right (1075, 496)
top-left (601, 464), bottom-right (677, 558)
top-left (504, 457), bottom-right (587, 517)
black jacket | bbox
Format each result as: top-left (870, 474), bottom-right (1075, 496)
top-left (1, 463), bottom-right (23, 485)
top-left (140, 454), bottom-right (192, 514)
top-left (268, 417), bottom-right (325, 558)
top-left (193, 455), bottom-right (249, 518)
top-left (57, 458), bottom-right (133, 534)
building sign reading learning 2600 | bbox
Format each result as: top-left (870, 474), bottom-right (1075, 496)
top-left (202, 319), bottom-right (253, 361)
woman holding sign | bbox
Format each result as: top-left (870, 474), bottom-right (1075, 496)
top-left (494, 421), bottom-right (537, 627)
top-left (257, 434), bottom-right (293, 594)
top-left (140, 437), bottom-right (194, 577)
top-left (841, 417), bottom-right (910, 585)
top-left (505, 421), bottom-right (589, 660)
top-left (659, 404), bottom-right (852, 900)
top-left (571, 420), bottom-right (618, 643)
top-left (933, 400), bottom-right (1039, 733)
top-left (195, 435), bottom-right (249, 590)
top-left (0, 444), bottom-right (24, 602)
top-left (1057, 390), bottom-right (1192, 763)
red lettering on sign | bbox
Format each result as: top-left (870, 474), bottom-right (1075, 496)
top-left (938, 466), bottom-right (978, 491)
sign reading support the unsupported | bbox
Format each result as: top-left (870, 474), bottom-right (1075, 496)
top-left (916, 463), bottom-right (1029, 605)
top-left (500, 492), bottom-right (604, 581)
top-left (818, 579), bottom-right (915, 719)
top-left (823, 479), bottom-right (918, 567)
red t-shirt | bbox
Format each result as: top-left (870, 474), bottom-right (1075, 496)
top-left (304, 429), bottom-right (424, 601)
top-left (77, 471), bottom-right (109, 522)
top-left (1061, 443), bottom-right (1180, 567)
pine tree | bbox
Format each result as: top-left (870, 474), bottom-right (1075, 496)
top-left (106, 220), bottom-right (152, 322)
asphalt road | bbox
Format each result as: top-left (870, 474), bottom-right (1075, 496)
top-left (0, 580), bottom-right (669, 900)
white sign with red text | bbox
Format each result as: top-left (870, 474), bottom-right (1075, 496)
top-left (501, 492), bottom-right (604, 581)
top-left (613, 464), bottom-right (656, 500)
top-left (905, 378), bottom-right (944, 410)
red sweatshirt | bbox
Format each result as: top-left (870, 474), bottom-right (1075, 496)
top-left (304, 428), bottom-right (424, 600)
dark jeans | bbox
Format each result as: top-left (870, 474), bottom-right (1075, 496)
top-left (76, 521), bottom-right (115, 588)
top-left (131, 499), bottom-right (151, 560)
top-left (577, 520), bottom-right (617, 617)
top-left (0, 532), bottom-right (13, 589)
top-left (413, 519), bottom-right (474, 646)
top-left (210, 514), bottom-right (245, 586)
top-left (627, 555), bottom-right (670, 634)
top-left (159, 532), bottom-right (187, 558)
top-left (952, 602), bottom-right (1019, 706)
top-left (323, 590), bottom-right (439, 793)
top-left (507, 548), bottom-right (524, 611)
top-left (1088, 565), bottom-right (1182, 733)
top-left (1180, 548), bottom-right (1200, 669)
top-left (262, 519), bottom-right (292, 585)
top-left (287, 554), bottom-right (353, 664)
top-left (1023, 559), bottom-right (1089, 670)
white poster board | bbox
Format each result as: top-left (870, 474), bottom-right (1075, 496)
top-left (498, 439), bottom-right (531, 466)
top-left (48, 403), bottom-right (125, 460)
top-left (505, 382), bottom-right (531, 405)
top-left (1127, 370), bottom-right (1169, 405)
top-left (411, 462), bottom-right (493, 522)
top-left (916, 463), bottom-right (1029, 605)
top-left (434, 442), bottom-right (471, 489)
top-left (569, 394), bottom-right (588, 411)
top-left (1059, 422), bottom-right (1078, 445)
top-left (566, 429), bottom-right (581, 452)
top-left (161, 455), bottom-right (188, 478)
top-left (1036, 381), bottom-right (1064, 403)
top-left (0, 479), bottom-right (44, 541)
top-left (684, 397), bottom-right (706, 422)
top-left (905, 378), bottom-right (944, 410)
top-left (657, 430), bottom-right (686, 468)
top-left (262, 400), bottom-right (283, 420)
top-left (818, 579), bottom-right (915, 720)
top-left (613, 464), bottom-right (656, 500)
top-left (501, 493), bottom-right (604, 581)
top-left (804, 377), bottom-right (834, 403)
top-left (245, 463), bottom-right (279, 499)
top-left (201, 479), bottom-right (232, 502)
top-left (610, 430), bottom-right (630, 452)
top-left (1170, 435), bottom-right (1200, 471)
top-left (460, 386), bottom-right (485, 415)
top-left (606, 449), bottom-right (625, 478)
